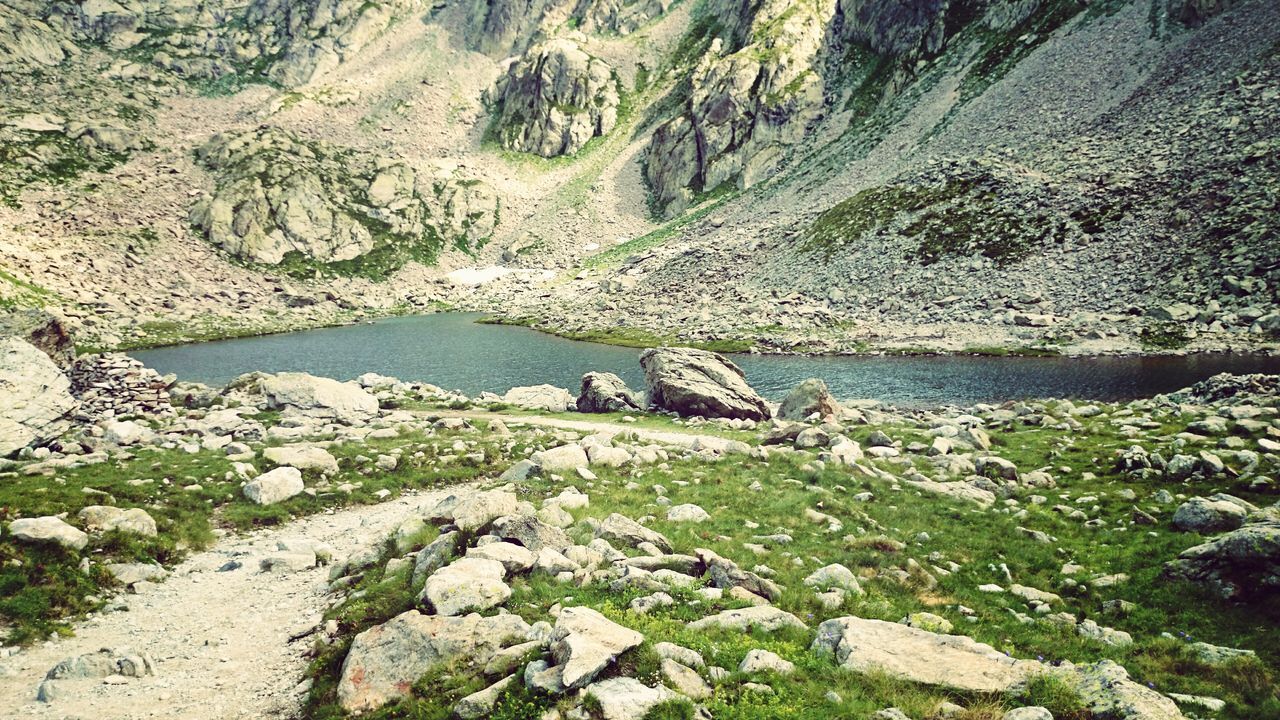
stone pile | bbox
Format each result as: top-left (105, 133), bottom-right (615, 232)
top-left (69, 353), bottom-right (174, 421)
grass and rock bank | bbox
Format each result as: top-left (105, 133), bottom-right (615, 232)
top-left (2, 333), bottom-right (1278, 719)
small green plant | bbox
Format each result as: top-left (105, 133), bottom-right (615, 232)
top-left (1016, 673), bottom-right (1089, 719)
top-left (1139, 323), bottom-right (1193, 350)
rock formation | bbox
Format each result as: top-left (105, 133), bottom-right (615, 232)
top-left (645, 0), bottom-right (833, 217)
top-left (0, 336), bottom-right (78, 457)
top-left (190, 128), bottom-right (497, 267)
top-left (489, 39), bottom-right (619, 158)
top-left (640, 346), bottom-right (770, 420)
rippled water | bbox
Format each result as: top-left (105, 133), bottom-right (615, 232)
top-left (132, 313), bottom-right (1280, 406)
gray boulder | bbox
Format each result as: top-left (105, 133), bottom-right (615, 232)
top-left (1172, 497), bottom-right (1248, 533)
top-left (426, 490), bottom-right (521, 533)
top-left (260, 372), bottom-right (378, 421)
top-left (337, 610), bottom-right (530, 713)
top-left (583, 677), bottom-right (680, 720)
top-left (0, 308), bottom-right (75, 368)
top-left (595, 513), bottom-right (673, 553)
top-left (577, 372), bottom-right (642, 413)
top-left (688, 606), bottom-right (807, 633)
top-left (420, 558), bottom-right (511, 616)
top-left (77, 506), bottom-right (158, 537)
top-left (243, 466), bottom-right (305, 505)
top-left (640, 347), bottom-right (769, 420)
top-left (549, 606), bottom-right (644, 689)
top-left (46, 647), bottom-right (154, 680)
top-left (9, 516), bottom-right (89, 551)
top-left (502, 384), bottom-right (574, 412)
top-left (777, 378), bottom-right (839, 420)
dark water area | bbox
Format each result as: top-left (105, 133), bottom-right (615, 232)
top-left (132, 313), bottom-right (1280, 406)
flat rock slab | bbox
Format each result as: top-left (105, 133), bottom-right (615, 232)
top-left (421, 557), bottom-right (511, 616)
top-left (812, 616), bottom-right (1038, 693)
top-left (687, 605), bottom-right (807, 633)
top-left (550, 607), bottom-right (644, 689)
top-left (337, 610), bottom-right (530, 713)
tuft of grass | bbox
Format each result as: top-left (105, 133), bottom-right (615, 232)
top-left (1139, 323), bottom-right (1193, 350)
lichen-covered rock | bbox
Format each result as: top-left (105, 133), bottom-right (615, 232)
top-left (1164, 519), bottom-right (1280, 599)
top-left (489, 38), bottom-right (619, 158)
top-left (641, 346), bottom-right (769, 420)
top-left (337, 610), bottom-right (531, 713)
top-left (1062, 659), bottom-right (1185, 720)
top-left (190, 127), bottom-right (496, 268)
top-left (1172, 497), bottom-right (1248, 533)
top-left (0, 336), bottom-right (77, 457)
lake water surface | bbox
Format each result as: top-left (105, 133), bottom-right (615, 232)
top-left (132, 313), bottom-right (1280, 406)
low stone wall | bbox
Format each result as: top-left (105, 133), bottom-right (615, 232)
top-left (69, 354), bottom-right (174, 421)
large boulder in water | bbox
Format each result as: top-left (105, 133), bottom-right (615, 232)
top-left (777, 378), bottom-right (839, 420)
top-left (577, 372), bottom-right (642, 413)
top-left (0, 336), bottom-right (78, 457)
top-left (639, 347), bottom-right (768, 420)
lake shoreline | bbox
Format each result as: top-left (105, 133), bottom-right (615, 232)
top-left (129, 312), bottom-right (1280, 406)
top-left (116, 308), bottom-right (1280, 362)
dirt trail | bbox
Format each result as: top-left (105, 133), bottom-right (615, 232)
top-left (423, 409), bottom-right (744, 449)
top-left (0, 486), bottom-right (467, 720)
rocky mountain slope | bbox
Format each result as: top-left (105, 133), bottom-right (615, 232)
top-left (0, 0), bottom-right (1276, 355)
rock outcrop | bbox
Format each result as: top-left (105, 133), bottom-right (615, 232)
top-left (38, 0), bottom-right (419, 86)
top-left (190, 128), bottom-right (497, 268)
top-left (337, 610), bottom-right (531, 713)
top-left (577, 372), bottom-right (642, 413)
top-left (645, 0), bottom-right (833, 217)
top-left (1165, 519), bottom-right (1280, 599)
top-left (0, 336), bottom-right (77, 457)
top-left (640, 346), bottom-right (769, 420)
top-left (489, 38), bottom-right (619, 158)
top-left (0, 2), bottom-right (74, 69)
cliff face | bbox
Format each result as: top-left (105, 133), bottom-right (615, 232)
top-left (488, 38), bottom-right (620, 158)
